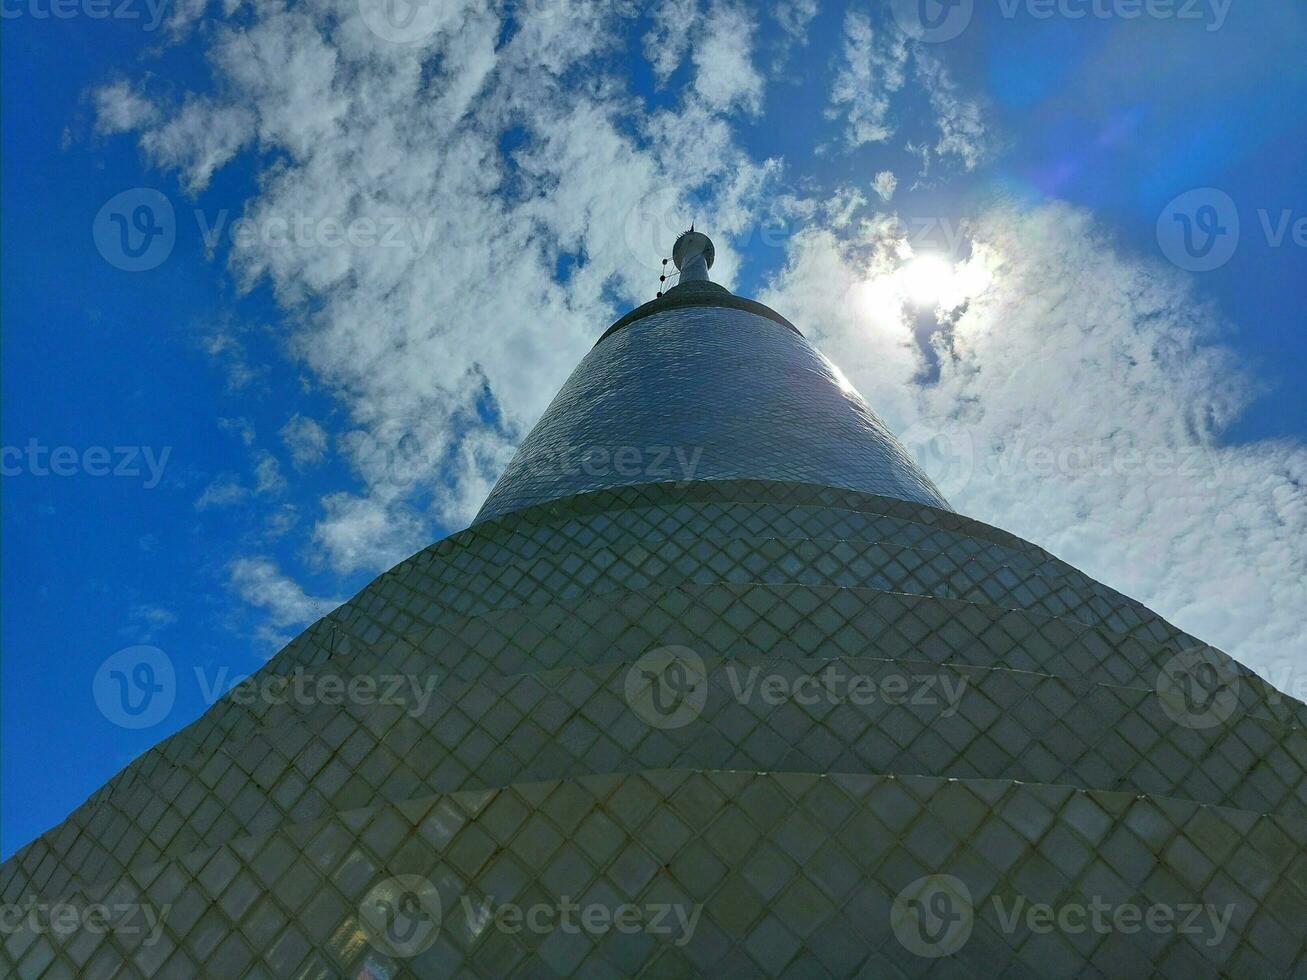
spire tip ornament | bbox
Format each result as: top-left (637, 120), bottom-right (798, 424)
top-left (671, 227), bottom-right (714, 284)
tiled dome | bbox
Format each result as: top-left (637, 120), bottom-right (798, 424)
top-left (474, 296), bottom-right (951, 523)
top-left (2, 255), bottom-right (1303, 979)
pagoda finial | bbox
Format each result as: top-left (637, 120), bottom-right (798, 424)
top-left (672, 227), bottom-right (714, 284)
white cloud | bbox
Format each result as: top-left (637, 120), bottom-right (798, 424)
top-left (265, 504), bottom-right (300, 539)
top-left (643, 0), bottom-right (698, 84)
top-left (138, 97), bottom-right (256, 193)
top-left (254, 453), bottom-right (287, 495)
top-left (92, 81), bottom-right (158, 135)
top-left (195, 473), bottom-right (249, 511)
top-left (772, 0), bottom-right (818, 43)
top-left (766, 0), bottom-right (818, 73)
top-left (203, 327), bottom-right (265, 391)
top-left (915, 49), bottom-right (990, 172)
top-left (93, 0), bottom-right (1302, 694)
top-left (125, 604), bottom-right (177, 642)
top-left (872, 170), bottom-right (897, 202)
top-left (826, 11), bottom-right (907, 147)
top-left (281, 414), bottom-right (328, 467)
top-left (825, 186), bottom-right (868, 229)
top-left (824, 16), bottom-right (988, 172)
top-left (228, 557), bottom-right (343, 651)
top-left (194, 455), bottom-right (285, 510)
top-left (100, 0), bottom-right (771, 604)
top-left (432, 426), bottom-right (519, 528)
top-left (762, 202), bottom-right (1307, 686)
top-left (162, 0), bottom-right (208, 38)
top-left (691, 1), bottom-right (765, 115)
top-left (218, 416), bottom-right (256, 447)
top-left (311, 493), bottom-right (430, 576)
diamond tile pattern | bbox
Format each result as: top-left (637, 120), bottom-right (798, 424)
top-left (2, 478), bottom-right (1303, 977)
top-left (5, 240), bottom-right (1306, 971)
top-left (3, 771), bottom-right (1304, 978)
top-left (474, 306), bottom-right (953, 522)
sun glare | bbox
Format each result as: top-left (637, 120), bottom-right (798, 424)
top-left (887, 252), bottom-right (994, 314)
top-left (897, 254), bottom-right (956, 306)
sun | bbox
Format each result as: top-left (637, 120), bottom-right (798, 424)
top-left (897, 254), bottom-right (957, 306)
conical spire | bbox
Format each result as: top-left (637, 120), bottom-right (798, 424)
top-left (474, 229), bottom-right (949, 523)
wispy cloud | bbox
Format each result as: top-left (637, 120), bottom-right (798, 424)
top-left (644, 0), bottom-right (698, 84)
top-left (92, 80), bottom-right (158, 135)
top-left (762, 202), bottom-right (1306, 685)
top-left (88, 0), bottom-right (1303, 689)
top-left (827, 10), bottom-right (908, 147)
top-left (280, 414), bottom-right (328, 468)
top-left (824, 13), bottom-right (989, 172)
top-left (124, 604), bottom-right (177, 642)
top-left (195, 473), bottom-right (249, 511)
top-left (692, 1), bottom-right (766, 115)
top-left (227, 557), bottom-right (342, 652)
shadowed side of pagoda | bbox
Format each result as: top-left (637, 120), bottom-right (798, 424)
top-left (1, 232), bottom-right (1303, 978)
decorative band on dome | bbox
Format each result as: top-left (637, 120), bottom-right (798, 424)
top-left (595, 285), bottom-right (802, 347)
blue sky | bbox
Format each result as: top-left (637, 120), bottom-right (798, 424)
top-left (3, 0), bottom-right (1304, 858)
